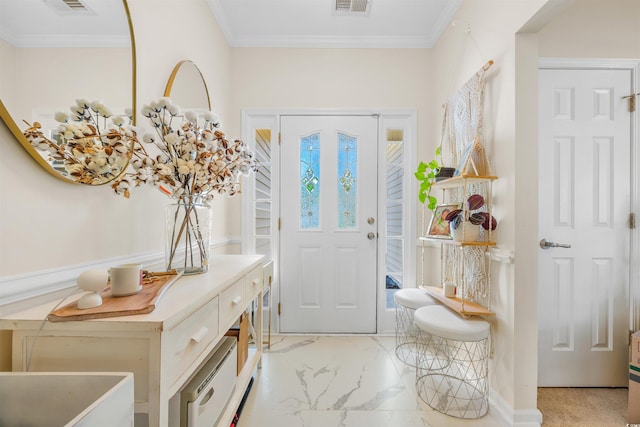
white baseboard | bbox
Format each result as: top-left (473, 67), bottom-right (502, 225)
top-left (0, 239), bottom-right (239, 315)
top-left (490, 387), bottom-right (542, 427)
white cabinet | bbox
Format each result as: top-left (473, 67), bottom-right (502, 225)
top-left (0, 255), bottom-right (264, 427)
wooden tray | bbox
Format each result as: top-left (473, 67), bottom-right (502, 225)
top-left (48, 271), bottom-right (183, 322)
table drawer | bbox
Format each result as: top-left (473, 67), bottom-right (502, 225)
top-left (245, 265), bottom-right (263, 299)
top-left (163, 297), bottom-right (219, 386)
top-left (220, 277), bottom-right (246, 327)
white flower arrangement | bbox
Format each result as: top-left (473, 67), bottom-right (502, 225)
top-left (23, 99), bottom-right (137, 185)
top-left (112, 97), bottom-right (257, 202)
top-left (110, 97), bottom-right (257, 274)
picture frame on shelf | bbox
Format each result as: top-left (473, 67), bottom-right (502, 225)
top-left (454, 143), bottom-right (474, 176)
top-left (426, 203), bottom-right (459, 239)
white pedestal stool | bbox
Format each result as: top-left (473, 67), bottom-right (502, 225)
top-left (414, 305), bottom-right (490, 419)
top-left (393, 288), bottom-right (439, 367)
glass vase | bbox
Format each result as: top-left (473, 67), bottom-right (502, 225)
top-left (165, 195), bottom-right (212, 275)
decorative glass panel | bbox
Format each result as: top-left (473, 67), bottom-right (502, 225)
top-left (337, 133), bottom-right (357, 229)
top-left (386, 141), bottom-right (403, 201)
top-left (300, 134), bottom-right (320, 229)
top-left (254, 129), bottom-right (272, 199)
top-left (385, 130), bottom-right (405, 308)
top-left (254, 128), bottom-right (272, 262)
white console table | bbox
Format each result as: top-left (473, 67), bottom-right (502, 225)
top-left (0, 254), bottom-right (264, 427)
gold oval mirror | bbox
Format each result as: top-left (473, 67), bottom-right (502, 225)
top-left (0, 0), bottom-right (136, 185)
top-left (164, 60), bottom-right (211, 113)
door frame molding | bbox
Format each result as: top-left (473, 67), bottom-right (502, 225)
top-left (241, 108), bottom-right (417, 334)
top-left (538, 57), bottom-right (640, 334)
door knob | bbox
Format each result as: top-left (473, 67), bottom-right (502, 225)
top-left (367, 217), bottom-right (375, 225)
top-left (539, 239), bottom-right (571, 249)
top-left (367, 232), bottom-right (376, 240)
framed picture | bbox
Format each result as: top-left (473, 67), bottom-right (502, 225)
top-left (454, 143), bottom-right (474, 176)
top-left (426, 203), bottom-right (459, 238)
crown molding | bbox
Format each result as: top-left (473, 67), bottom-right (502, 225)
top-left (207, 0), bottom-right (461, 49)
top-left (231, 34), bottom-right (437, 49)
top-left (0, 31), bottom-right (130, 48)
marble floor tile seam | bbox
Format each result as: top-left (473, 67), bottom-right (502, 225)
top-left (238, 336), bottom-right (506, 427)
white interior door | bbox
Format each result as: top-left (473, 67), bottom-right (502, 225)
top-left (280, 115), bottom-right (378, 333)
top-left (538, 68), bottom-right (631, 386)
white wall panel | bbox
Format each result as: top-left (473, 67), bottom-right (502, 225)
top-left (299, 247), bottom-right (321, 307)
top-left (592, 88), bottom-right (613, 121)
top-left (335, 247), bottom-right (358, 308)
top-left (553, 88), bottom-right (574, 120)
top-left (591, 258), bottom-right (613, 351)
top-left (555, 137), bottom-right (575, 228)
top-left (552, 257), bottom-right (574, 351)
top-left (593, 137), bottom-right (613, 227)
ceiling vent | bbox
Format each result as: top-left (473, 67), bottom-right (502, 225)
top-left (334, 0), bottom-right (371, 16)
top-left (42, 0), bottom-right (93, 15)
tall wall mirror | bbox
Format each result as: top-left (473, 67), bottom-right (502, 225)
top-left (164, 60), bottom-right (211, 114)
top-left (0, 0), bottom-right (136, 185)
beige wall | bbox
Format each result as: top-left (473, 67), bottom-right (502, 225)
top-left (229, 48), bottom-right (432, 113)
top-left (0, 0), bottom-right (236, 278)
top-left (2, 0), bottom-right (637, 419)
top-left (0, 0), bottom-right (234, 367)
top-left (429, 0), bottom-right (548, 415)
top-left (0, 39), bottom-right (16, 108)
top-left (538, 0), bottom-right (640, 58)
top-left (512, 0), bottom-right (640, 415)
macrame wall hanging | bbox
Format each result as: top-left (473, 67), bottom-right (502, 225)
top-left (438, 26), bottom-right (496, 306)
top-left (443, 59), bottom-right (494, 177)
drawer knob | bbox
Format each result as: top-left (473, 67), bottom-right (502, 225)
top-left (190, 327), bottom-right (209, 343)
top-left (232, 296), bottom-right (242, 305)
top-left (252, 279), bottom-right (260, 286)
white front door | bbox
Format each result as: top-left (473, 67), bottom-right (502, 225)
top-left (280, 115), bottom-right (378, 333)
top-left (538, 68), bottom-right (631, 386)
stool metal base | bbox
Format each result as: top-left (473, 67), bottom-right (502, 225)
top-left (415, 332), bottom-right (489, 419)
top-left (395, 303), bottom-right (421, 366)
top-left (416, 373), bottom-right (488, 419)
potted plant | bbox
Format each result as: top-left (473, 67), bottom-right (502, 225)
top-left (415, 145), bottom-right (455, 212)
top-left (444, 194), bottom-right (497, 242)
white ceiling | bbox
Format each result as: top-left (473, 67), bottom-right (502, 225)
top-left (0, 0), bottom-right (129, 47)
top-left (207, 0), bottom-right (462, 48)
top-left (0, 0), bottom-right (461, 49)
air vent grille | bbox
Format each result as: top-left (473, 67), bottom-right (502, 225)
top-left (334, 0), bottom-right (371, 15)
top-left (42, 0), bottom-right (92, 15)
top-left (63, 0), bottom-right (88, 10)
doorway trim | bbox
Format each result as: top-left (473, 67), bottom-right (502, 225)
top-left (240, 108), bottom-right (417, 335)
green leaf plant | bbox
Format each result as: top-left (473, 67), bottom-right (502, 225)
top-left (444, 194), bottom-right (497, 231)
top-left (415, 146), bottom-right (443, 212)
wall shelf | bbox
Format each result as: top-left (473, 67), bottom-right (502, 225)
top-left (421, 286), bottom-right (495, 317)
top-left (419, 236), bottom-right (496, 247)
top-left (422, 175), bottom-right (497, 316)
top-left (431, 175), bottom-right (498, 190)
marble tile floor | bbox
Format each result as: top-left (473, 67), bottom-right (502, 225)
top-left (237, 335), bottom-right (507, 427)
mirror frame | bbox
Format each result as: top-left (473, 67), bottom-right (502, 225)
top-left (0, 0), bottom-right (137, 185)
top-left (163, 60), bottom-right (211, 110)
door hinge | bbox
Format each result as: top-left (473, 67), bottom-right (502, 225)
top-left (278, 217), bottom-right (281, 230)
top-left (278, 132), bottom-right (281, 145)
top-left (278, 302), bottom-right (281, 316)
top-left (622, 92), bottom-right (639, 112)
top-left (629, 213), bottom-right (636, 229)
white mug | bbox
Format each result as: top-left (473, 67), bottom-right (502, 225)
top-left (443, 282), bottom-right (456, 298)
top-left (110, 263), bottom-right (143, 296)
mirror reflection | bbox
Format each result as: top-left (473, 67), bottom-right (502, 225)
top-left (0, 0), bottom-right (135, 185)
top-left (164, 60), bottom-right (211, 114)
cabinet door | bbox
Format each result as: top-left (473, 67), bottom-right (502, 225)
top-left (15, 331), bottom-right (153, 405)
